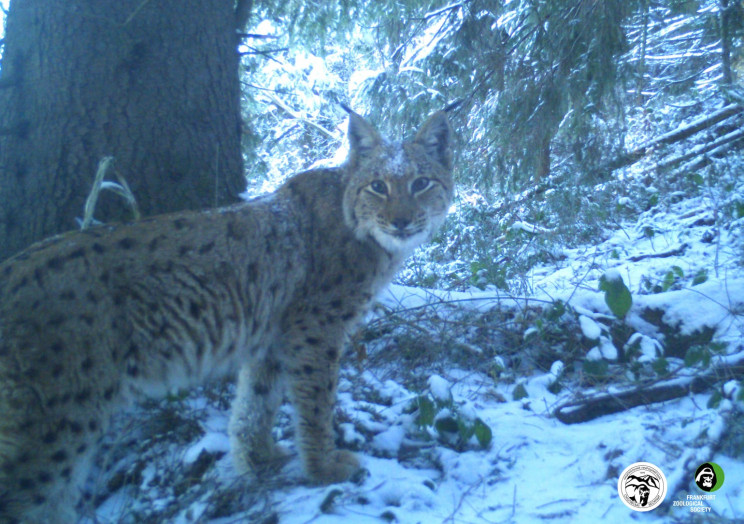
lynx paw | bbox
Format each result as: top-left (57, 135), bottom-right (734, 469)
top-left (232, 442), bottom-right (290, 477)
top-left (308, 449), bottom-right (361, 484)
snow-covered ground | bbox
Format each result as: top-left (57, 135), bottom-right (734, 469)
top-left (85, 189), bottom-right (743, 524)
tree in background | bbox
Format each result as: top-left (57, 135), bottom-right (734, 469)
top-left (241, 0), bottom-right (743, 197)
top-left (351, 0), bottom-right (636, 190)
top-left (0, 0), bottom-right (247, 261)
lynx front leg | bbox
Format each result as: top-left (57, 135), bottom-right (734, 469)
top-left (285, 335), bottom-right (359, 484)
top-left (229, 356), bottom-right (288, 476)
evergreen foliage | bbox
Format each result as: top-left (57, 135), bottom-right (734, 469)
top-left (242, 0), bottom-right (744, 197)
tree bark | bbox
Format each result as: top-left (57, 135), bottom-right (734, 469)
top-left (636, 0), bottom-right (649, 106)
top-left (720, 0), bottom-right (733, 85)
top-left (0, 0), bottom-right (245, 261)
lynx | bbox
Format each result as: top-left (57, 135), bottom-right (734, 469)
top-left (0, 108), bottom-right (454, 523)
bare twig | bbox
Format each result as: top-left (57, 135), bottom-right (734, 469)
top-left (237, 33), bottom-right (279, 40)
top-left (123, 0), bottom-right (152, 27)
top-left (264, 94), bottom-right (341, 141)
top-left (81, 157), bottom-right (140, 229)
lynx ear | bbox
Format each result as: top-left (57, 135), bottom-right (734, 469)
top-left (414, 111), bottom-right (453, 171)
top-left (342, 105), bottom-right (382, 164)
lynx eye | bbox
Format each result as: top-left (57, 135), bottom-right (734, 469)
top-left (369, 180), bottom-right (388, 196)
top-left (411, 177), bottom-right (431, 194)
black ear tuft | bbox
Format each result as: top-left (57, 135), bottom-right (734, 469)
top-left (414, 111), bottom-right (454, 171)
top-left (344, 106), bottom-right (382, 164)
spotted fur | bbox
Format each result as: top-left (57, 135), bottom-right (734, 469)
top-left (0, 109), bottom-right (454, 523)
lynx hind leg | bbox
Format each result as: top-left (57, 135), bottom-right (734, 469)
top-left (0, 404), bottom-right (102, 524)
top-left (285, 332), bottom-right (360, 484)
top-left (229, 357), bottom-right (288, 476)
top-left (1, 345), bottom-right (108, 523)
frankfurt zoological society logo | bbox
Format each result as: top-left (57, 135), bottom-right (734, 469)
top-left (618, 462), bottom-right (668, 511)
top-left (694, 462), bottom-right (724, 492)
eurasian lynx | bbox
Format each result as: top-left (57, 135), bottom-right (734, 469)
top-left (0, 108), bottom-right (454, 523)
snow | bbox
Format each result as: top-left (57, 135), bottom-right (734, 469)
top-left (183, 433), bottom-right (231, 465)
top-left (427, 375), bottom-right (453, 402)
top-left (627, 333), bottom-right (664, 362)
top-left (371, 425), bottom-right (406, 454)
top-left (636, 279), bottom-right (744, 338)
top-left (578, 314), bottom-right (602, 339)
top-left (602, 268), bottom-right (624, 283)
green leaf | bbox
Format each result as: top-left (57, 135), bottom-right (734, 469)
top-left (457, 418), bottom-right (474, 441)
top-left (661, 266), bottom-right (683, 291)
top-left (415, 396), bottom-right (436, 427)
top-left (652, 357), bottom-right (669, 376)
top-left (512, 383), bottom-right (529, 401)
top-left (735, 200), bottom-right (744, 219)
top-left (684, 346), bottom-right (705, 367)
top-left (547, 300), bottom-right (566, 321)
top-left (599, 272), bottom-right (633, 318)
top-left (707, 390), bottom-right (722, 409)
top-left (692, 269), bottom-right (708, 286)
top-left (434, 415), bottom-right (459, 434)
top-left (710, 342), bottom-right (728, 355)
top-left (582, 359), bottom-right (608, 379)
top-left (473, 418), bottom-right (493, 448)
top-left (662, 271), bottom-right (675, 291)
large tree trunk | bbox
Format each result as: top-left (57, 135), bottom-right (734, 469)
top-left (720, 0), bottom-right (733, 85)
top-left (0, 0), bottom-right (245, 261)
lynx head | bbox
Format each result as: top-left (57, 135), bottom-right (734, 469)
top-left (341, 108), bottom-right (454, 257)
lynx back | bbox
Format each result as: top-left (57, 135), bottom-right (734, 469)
top-left (0, 108), bottom-right (454, 523)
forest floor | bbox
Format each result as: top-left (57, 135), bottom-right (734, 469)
top-left (83, 185), bottom-right (744, 524)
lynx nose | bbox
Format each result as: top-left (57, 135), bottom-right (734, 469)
top-left (391, 217), bottom-right (411, 230)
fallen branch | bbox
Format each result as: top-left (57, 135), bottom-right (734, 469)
top-left (654, 126), bottom-right (744, 171)
top-left (554, 351), bottom-right (744, 424)
top-left (675, 134), bottom-right (744, 174)
top-left (628, 243), bottom-right (689, 262)
top-left (601, 103), bottom-right (744, 173)
top-left (264, 94), bottom-right (341, 142)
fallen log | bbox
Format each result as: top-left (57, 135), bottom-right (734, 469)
top-left (554, 351), bottom-right (744, 424)
top-left (601, 103), bottom-right (744, 173)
